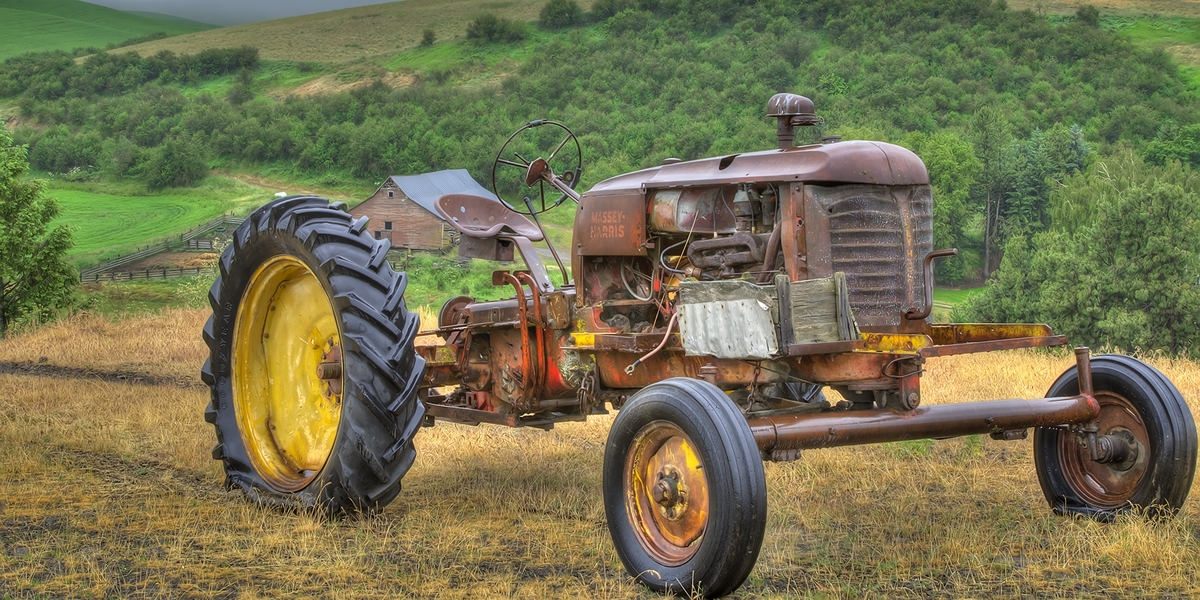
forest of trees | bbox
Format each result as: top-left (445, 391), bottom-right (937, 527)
top-left (1, 0), bottom-right (1197, 351)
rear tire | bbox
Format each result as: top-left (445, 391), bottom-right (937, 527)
top-left (1034, 354), bottom-right (1197, 520)
top-left (603, 378), bottom-right (766, 598)
top-left (202, 196), bottom-right (425, 514)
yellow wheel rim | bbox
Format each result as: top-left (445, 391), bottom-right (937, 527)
top-left (232, 255), bottom-right (343, 491)
top-left (625, 421), bottom-right (710, 566)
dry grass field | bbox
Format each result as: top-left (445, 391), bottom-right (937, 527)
top-left (119, 0), bottom-right (596, 64)
top-left (1, 309), bottom-right (1199, 598)
top-left (1008, 0), bottom-right (1200, 17)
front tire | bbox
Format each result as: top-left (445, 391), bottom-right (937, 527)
top-left (1034, 354), bottom-right (1197, 520)
top-left (603, 378), bottom-right (767, 598)
top-left (202, 196), bottom-right (425, 514)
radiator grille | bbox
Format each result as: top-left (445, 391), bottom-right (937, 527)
top-left (809, 184), bottom-right (933, 327)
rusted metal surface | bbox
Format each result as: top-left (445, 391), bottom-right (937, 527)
top-left (588, 142), bottom-right (929, 194)
top-left (919, 335), bottom-right (1069, 358)
top-left (412, 93), bottom-right (1107, 471)
top-left (767, 93), bottom-right (819, 149)
top-left (860, 333), bottom-right (932, 354)
top-left (785, 340), bottom-right (864, 356)
top-left (905, 248), bottom-right (959, 321)
top-left (576, 192), bottom-right (647, 256)
top-left (806, 184), bottom-right (934, 328)
top-left (750, 350), bottom-right (1098, 453)
top-left (435, 193), bottom-right (544, 241)
top-left (930, 323), bottom-right (1055, 345)
top-left (624, 421), bottom-right (710, 565)
top-left (749, 392), bottom-right (1100, 454)
top-left (649, 187), bottom-right (739, 234)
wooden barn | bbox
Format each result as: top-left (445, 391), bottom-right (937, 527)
top-left (350, 169), bottom-right (499, 251)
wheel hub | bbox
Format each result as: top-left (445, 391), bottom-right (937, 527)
top-left (1061, 390), bottom-right (1150, 508)
top-left (625, 421), bottom-right (710, 566)
top-left (1089, 428), bottom-right (1139, 470)
top-left (651, 467), bottom-right (689, 520)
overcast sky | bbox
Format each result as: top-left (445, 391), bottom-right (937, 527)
top-left (82, 0), bottom-right (397, 26)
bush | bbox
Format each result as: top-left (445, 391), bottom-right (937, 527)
top-left (141, 137), bottom-right (207, 189)
top-left (421, 29), bottom-right (436, 47)
top-left (540, 0), bottom-right (583, 29)
top-left (466, 14), bottom-right (527, 43)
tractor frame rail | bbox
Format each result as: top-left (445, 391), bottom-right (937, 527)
top-left (748, 348), bottom-right (1099, 457)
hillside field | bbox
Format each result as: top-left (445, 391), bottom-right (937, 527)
top-left (0, 0), bottom-right (211, 60)
top-left (0, 309), bottom-right (1198, 597)
top-left (46, 177), bottom-right (274, 267)
top-left (119, 0), bottom-right (596, 63)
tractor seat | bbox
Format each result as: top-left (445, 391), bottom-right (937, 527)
top-left (435, 193), bottom-right (544, 242)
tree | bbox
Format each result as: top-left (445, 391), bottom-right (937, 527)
top-left (540, 0), bottom-right (583, 29)
top-left (0, 126), bottom-right (75, 337)
top-left (961, 153), bottom-right (1200, 355)
top-left (969, 106), bottom-right (1015, 279)
top-left (905, 130), bottom-right (982, 282)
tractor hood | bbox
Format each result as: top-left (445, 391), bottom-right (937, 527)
top-left (588, 140), bottom-right (929, 193)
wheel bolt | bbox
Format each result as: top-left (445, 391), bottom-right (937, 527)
top-left (317, 361), bottom-right (342, 380)
top-left (652, 472), bottom-right (680, 507)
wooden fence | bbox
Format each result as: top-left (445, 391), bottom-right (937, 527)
top-left (186, 239), bottom-right (217, 251)
top-left (78, 213), bottom-right (245, 282)
top-left (81, 267), bottom-right (205, 284)
top-left (78, 242), bottom-right (172, 279)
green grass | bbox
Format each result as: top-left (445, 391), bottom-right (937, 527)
top-left (1119, 17), bottom-right (1200, 90)
top-left (78, 278), bottom-right (197, 316)
top-left (0, 0), bottom-right (211, 60)
top-left (125, 11), bottom-right (215, 29)
top-left (400, 253), bottom-right (567, 309)
top-left (934, 287), bottom-right (984, 305)
top-left (48, 177), bottom-right (274, 267)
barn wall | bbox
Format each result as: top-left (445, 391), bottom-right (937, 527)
top-left (350, 182), bottom-right (449, 250)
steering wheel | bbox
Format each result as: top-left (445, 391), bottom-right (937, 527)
top-left (491, 120), bottom-right (582, 216)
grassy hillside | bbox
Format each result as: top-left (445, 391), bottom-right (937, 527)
top-left (126, 11), bottom-right (215, 29)
top-left (4, 0), bottom-right (1198, 291)
top-left (0, 0), bottom-right (211, 60)
top-left (45, 177), bottom-right (276, 267)
top-left (120, 0), bottom-right (595, 63)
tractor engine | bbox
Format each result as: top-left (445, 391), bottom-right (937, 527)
top-left (572, 93), bottom-right (935, 369)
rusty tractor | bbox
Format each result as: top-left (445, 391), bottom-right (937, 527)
top-left (203, 93), bottom-right (1197, 597)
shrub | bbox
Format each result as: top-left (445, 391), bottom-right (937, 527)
top-left (142, 137), bottom-right (207, 189)
top-left (540, 0), bottom-right (583, 29)
top-left (421, 29), bottom-right (436, 47)
top-left (466, 14), bottom-right (527, 43)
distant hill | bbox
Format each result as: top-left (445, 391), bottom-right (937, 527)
top-left (0, 0), bottom-right (212, 60)
top-left (119, 0), bottom-right (594, 63)
top-left (126, 11), bottom-right (215, 29)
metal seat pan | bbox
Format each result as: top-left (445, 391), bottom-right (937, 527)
top-left (435, 193), bottom-right (544, 241)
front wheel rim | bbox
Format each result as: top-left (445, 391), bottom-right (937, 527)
top-left (1059, 390), bottom-right (1150, 508)
top-left (232, 255), bottom-right (343, 492)
top-left (624, 420), bottom-right (710, 566)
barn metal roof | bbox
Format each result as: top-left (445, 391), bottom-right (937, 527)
top-left (387, 170), bottom-right (498, 219)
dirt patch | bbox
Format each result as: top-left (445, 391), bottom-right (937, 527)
top-left (287, 70), bottom-right (416, 98)
top-left (0, 361), bottom-right (204, 389)
top-left (1167, 43), bottom-right (1200, 66)
top-left (125, 252), bottom-right (218, 271)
